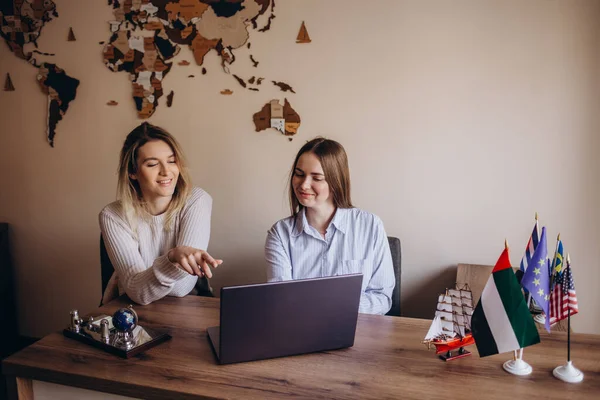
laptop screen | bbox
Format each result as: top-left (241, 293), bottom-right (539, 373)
top-left (209, 273), bottom-right (363, 364)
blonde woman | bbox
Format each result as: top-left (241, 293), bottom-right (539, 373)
top-left (100, 122), bottom-right (222, 305)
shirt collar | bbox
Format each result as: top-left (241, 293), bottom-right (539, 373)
top-left (330, 208), bottom-right (348, 235)
top-left (292, 207), bottom-right (349, 237)
top-left (292, 209), bottom-right (308, 237)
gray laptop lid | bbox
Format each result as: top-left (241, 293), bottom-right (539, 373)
top-left (207, 273), bottom-right (363, 364)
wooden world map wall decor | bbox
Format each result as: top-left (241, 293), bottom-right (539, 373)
top-left (1, 0), bottom-right (308, 145)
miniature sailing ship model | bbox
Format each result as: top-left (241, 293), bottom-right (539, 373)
top-left (423, 283), bottom-right (475, 361)
top-left (296, 21), bottom-right (311, 43)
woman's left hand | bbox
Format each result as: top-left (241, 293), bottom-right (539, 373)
top-left (167, 246), bottom-right (223, 278)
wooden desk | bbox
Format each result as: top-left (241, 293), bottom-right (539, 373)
top-left (3, 296), bottom-right (600, 399)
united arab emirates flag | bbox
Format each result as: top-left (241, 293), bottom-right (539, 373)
top-left (471, 247), bottom-right (540, 357)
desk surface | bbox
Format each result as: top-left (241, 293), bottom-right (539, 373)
top-left (3, 296), bottom-right (600, 399)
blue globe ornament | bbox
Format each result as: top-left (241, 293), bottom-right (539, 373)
top-left (112, 306), bottom-right (138, 333)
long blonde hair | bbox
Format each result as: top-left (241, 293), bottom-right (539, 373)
top-left (116, 122), bottom-right (192, 230)
top-left (288, 137), bottom-right (353, 216)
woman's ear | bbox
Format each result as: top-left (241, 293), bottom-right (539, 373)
top-left (129, 173), bottom-right (137, 180)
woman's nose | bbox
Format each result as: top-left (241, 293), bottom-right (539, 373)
top-left (300, 177), bottom-right (311, 188)
top-left (159, 163), bottom-right (168, 175)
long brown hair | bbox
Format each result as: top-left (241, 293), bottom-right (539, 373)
top-left (116, 122), bottom-right (192, 230)
top-left (288, 137), bottom-right (353, 216)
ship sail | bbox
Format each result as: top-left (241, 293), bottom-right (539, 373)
top-left (423, 283), bottom-right (474, 343)
top-left (4, 73), bottom-right (15, 91)
top-left (424, 315), bottom-right (443, 341)
top-left (296, 21), bottom-right (311, 43)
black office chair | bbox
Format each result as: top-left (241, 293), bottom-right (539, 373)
top-left (100, 235), bottom-right (114, 304)
top-left (100, 234), bottom-right (213, 306)
top-left (385, 236), bottom-right (401, 317)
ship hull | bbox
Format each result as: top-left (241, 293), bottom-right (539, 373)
top-left (432, 335), bottom-right (475, 354)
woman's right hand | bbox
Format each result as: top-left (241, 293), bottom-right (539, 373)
top-left (167, 246), bottom-right (223, 278)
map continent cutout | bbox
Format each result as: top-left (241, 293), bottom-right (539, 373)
top-left (1, 0), bottom-right (80, 147)
top-left (253, 99), bottom-right (300, 137)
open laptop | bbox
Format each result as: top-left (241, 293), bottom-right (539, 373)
top-left (207, 273), bottom-right (363, 364)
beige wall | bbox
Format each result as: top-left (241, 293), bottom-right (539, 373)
top-left (0, 0), bottom-right (598, 338)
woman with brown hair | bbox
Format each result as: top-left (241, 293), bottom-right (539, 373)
top-left (100, 122), bottom-right (222, 305)
top-left (265, 138), bottom-right (395, 315)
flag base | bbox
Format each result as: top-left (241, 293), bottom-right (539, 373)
top-left (534, 313), bottom-right (546, 324)
top-left (530, 302), bottom-right (543, 314)
top-left (503, 359), bottom-right (532, 375)
top-left (553, 361), bottom-right (584, 383)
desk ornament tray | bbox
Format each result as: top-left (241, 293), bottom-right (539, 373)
top-left (63, 305), bottom-right (171, 358)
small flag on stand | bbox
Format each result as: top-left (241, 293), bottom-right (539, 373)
top-left (520, 214), bottom-right (540, 273)
top-left (552, 254), bottom-right (584, 383)
top-left (549, 252), bottom-right (578, 325)
top-left (551, 235), bottom-right (564, 276)
top-left (471, 246), bottom-right (540, 357)
top-left (521, 227), bottom-right (551, 332)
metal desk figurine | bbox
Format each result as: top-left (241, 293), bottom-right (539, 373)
top-left (63, 305), bottom-right (171, 358)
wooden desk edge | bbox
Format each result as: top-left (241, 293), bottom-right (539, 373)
top-left (3, 360), bottom-right (217, 400)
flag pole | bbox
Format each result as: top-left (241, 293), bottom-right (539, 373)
top-left (567, 296), bottom-right (571, 362)
top-left (566, 253), bottom-right (571, 363)
top-left (507, 238), bottom-right (522, 362)
top-left (512, 232), bottom-right (524, 360)
top-left (525, 213), bottom-right (539, 310)
top-left (551, 233), bottom-right (560, 277)
top-left (552, 254), bottom-right (583, 382)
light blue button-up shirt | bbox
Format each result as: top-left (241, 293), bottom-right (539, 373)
top-left (265, 207), bottom-right (395, 315)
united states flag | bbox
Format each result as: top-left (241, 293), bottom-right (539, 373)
top-left (520, 221), bottom-right (540, 273)
top-left (549, 258), bottom-right (578, 325)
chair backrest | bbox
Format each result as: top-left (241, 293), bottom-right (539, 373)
top-left (1, 223), bottom-right (19, 359)
top-left (385, 236), bottom-right (401, 317)
top-left (456, 263), bottom-right (493, 306)
top-left (100, 234), bottom-right (115, 305)
top-left (456, 263), bottom-right (526, 305)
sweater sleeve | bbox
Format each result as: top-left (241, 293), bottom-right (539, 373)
top-left (175, 188), bottom-right (212, 250)
top-left (153, 188), bottom-right (214, 297)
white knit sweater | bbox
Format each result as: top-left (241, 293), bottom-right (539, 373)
top-left (99, 187), bottom-right (212, 305)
